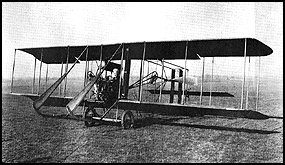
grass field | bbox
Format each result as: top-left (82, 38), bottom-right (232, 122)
top-left (2, 78), bottom-right (283, 163)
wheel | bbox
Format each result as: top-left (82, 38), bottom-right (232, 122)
top-left (121, 110), bottom-right (135, 129)
top-left (84, 107), bottom-right (99, 127)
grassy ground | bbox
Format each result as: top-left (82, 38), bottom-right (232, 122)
top-left (2, 78), bottom-right (283, 163)
top-left (2, 93), bottom-right (283, 163)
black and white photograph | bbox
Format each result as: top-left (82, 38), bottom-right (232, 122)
top-left (2, 2), bottom-right (283, 163)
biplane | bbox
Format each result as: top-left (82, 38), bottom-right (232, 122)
top-left (10, 38), bottom-right (281, 129)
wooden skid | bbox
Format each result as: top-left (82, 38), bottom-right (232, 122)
top-left (92, 117), bottom-right (121, 123)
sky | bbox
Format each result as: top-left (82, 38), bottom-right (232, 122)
top-left (2, 2), bottom-right (283, 82)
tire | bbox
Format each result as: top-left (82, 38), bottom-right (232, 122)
top-left (121, 110), bottom-right (135, 129)
top-left (84, 107), bottom-right (99, 127)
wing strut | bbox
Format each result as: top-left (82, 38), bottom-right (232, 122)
top-left (32, 57), bottom-right (36, 93)
top-left (37, 48), bottom-right (43, 95)
top-left (199, 57), bottom-right (205, 105)
top-left (139, 42), bottom-right (146, 102)
top-left (209, 57), bottom-right (214, 106)
top-left (10, 49), bottom-right (17, 93)
top-left (118, 44), bottom-right (124, 99)
top-left (33, 46), bottom-right (88, 111)
top-left (245, 57), bottom-right (251, 109)
top-left (83, 47), bottom-right (89, 87)
top-left (59, 60), bottom-right (63, 95)
top-left (64, 46), bottom-right (70, 97)
top-left (255, 56), bottom-right (261, 110)
top-left (240, 38), bottom-right (247, 109)
top-left (45, 64), bottom-right (48, 90)
top-left (159, 59), bottom-right (164, 103)
top-left (182, 41), bottom-right (188, 104)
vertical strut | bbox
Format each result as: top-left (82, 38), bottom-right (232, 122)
top-left (11, 49), bottom-right (17, 93)
top-left (123, 47), bottom-right (131, 99)
top-left (84, 47), bottom-right (89, 87)
top-left (154, 59), bottom-right (158, 102)
top-left (240, 38), bottom-right (247, 109)
top-left (245, 57), bottom-right (250, 109)
top-left (82, 47), bottom-right (89, 113)
top-left (159, 59), bottom-right (164, 103)
top-left (59, 60), bottom-right (63, 96)
top-left (182, 41), bottom-right (188, 104)
top-left (45, 64), bottom-right (48, 91)
top-left (37, 48), bottom-right (43, 95)
top-left (255, 56), bottom-right (261, 110)
top-left (139, 42), bottom-right (146, 102)
top-left (90, 61), bottom-right (93, 72)
top-left (32, 57), bottom-right (37, 94)
top-left (178, 69), bottom-right (183, 104)
top-left (170, 69), bottom-right (175, 103)
top-left (209, 57), bottom-right (214, 106)
top-left (64, 46), bottom-right (69, 97)
top-left (199, 57), bottom-right (205, 105)
top-left (147, 61), bottom-right (149, 92)
top-left (99, 45), bottom-right (103, 75)
top-left (118, 44), bottom-right (124, 99)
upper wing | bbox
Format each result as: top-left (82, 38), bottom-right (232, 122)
top-left (17, 38), bottom-right (273, 64)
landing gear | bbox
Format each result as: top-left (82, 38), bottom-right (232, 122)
top-left (121, 110), bottom-right (135, 129)
top-left (84, 104), bottom-right (136, 129)
top-left (84, 107), bottom-right (99, 127)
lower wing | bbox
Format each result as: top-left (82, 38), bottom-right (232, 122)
top-left (117, 100), bottom-right (270, 120)
top-left (146, 90), bottom-right (234, 97)
top-left (9, 93), bottom-right (103, 107)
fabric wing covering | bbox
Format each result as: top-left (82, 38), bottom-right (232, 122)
top-left (18, 38), bottom-right (273, 64)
